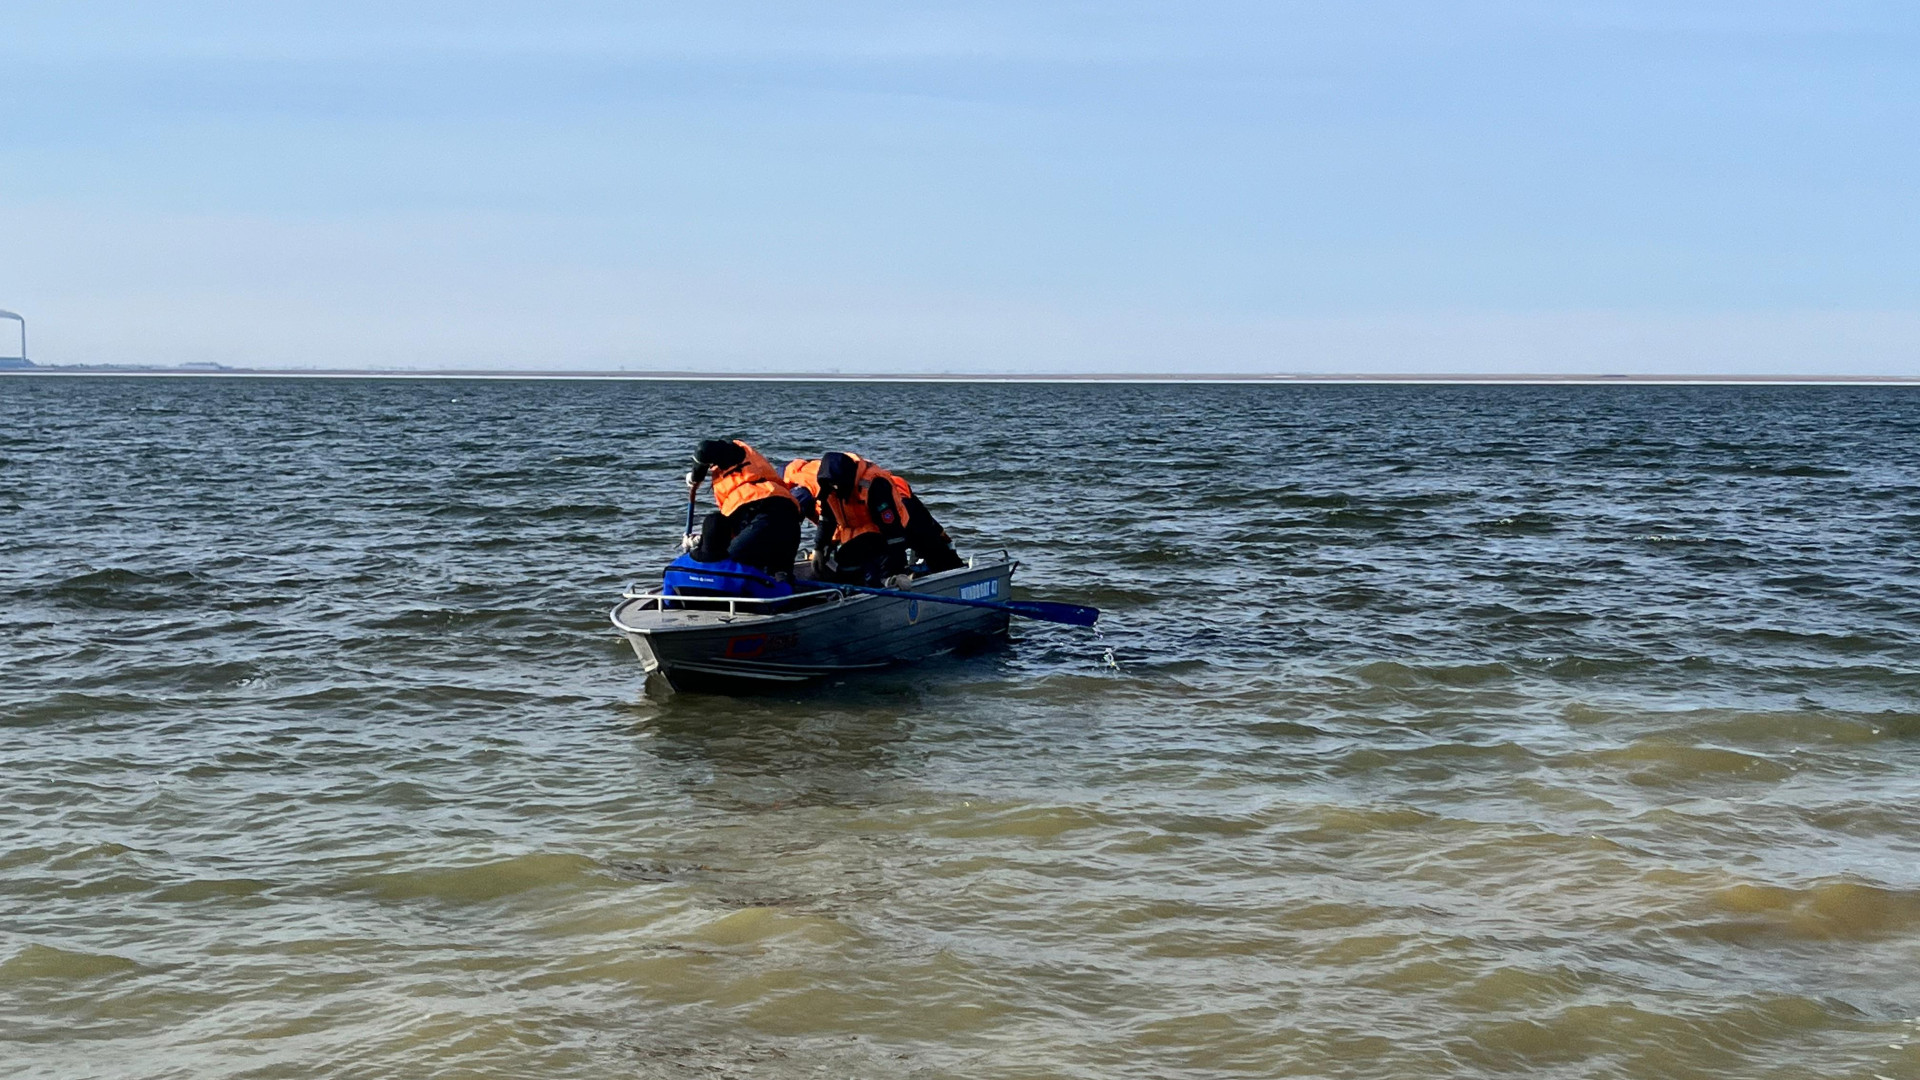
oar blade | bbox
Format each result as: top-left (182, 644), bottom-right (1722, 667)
top-left (1005, 600), bottom-right (1101, 627)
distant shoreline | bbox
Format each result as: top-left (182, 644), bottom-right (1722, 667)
top-left (3, 366), bottom-right (1918, 385)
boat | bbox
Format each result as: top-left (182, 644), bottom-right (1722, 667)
top-left (610, 553), bottom-right (1020, 692)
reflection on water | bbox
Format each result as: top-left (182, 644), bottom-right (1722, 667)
top-left (3, 377), bottom-right (1920, 1078)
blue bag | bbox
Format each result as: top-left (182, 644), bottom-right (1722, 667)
top-left (661, 553), bottom-right (793, 600)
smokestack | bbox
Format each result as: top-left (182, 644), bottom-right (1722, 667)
top-left (0, 310), bottom-right (26, 365)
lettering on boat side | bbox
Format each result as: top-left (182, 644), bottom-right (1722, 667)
top-left (724, 632), bottom-right (798, 658)
top-left (960, 581), bottom-right (998, 601)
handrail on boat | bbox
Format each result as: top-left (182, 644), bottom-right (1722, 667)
top-left (619, 586), bottom-right (821, 611)
top-left (611, 587), bottom-right (843, 632)
top-left (612, 553), bottom-right (1015, 635)
top-left (968, 548), bottom-right (1010, 569)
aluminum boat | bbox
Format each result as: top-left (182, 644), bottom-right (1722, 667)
top-left (610, 554), bottom-right (1017, 692)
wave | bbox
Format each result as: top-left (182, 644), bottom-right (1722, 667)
top-left (23, 566), bottom-right (212, 611)
top-left (2, 691), bottom-right (161, 727)
top-left (0, 944), bottom-right (143, 982)
top-left (1703, 879), bottom-right (1920, 941)
top-left (338, 852), bottom-right (611, 905)
top-left (1471, 511), bottom-right (1558, 533)
top-left (1351, 660), bottom-right (1515, 688)
top-left (1582, 739), bottom-right (1792, 784)
top-left (1450, 995), bottom-right (1846, 1073)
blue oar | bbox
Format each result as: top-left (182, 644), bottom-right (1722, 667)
top-left (682, 566), bottom-right (1100, 627)
top-left (813, 580), bottom-right (1100, 627)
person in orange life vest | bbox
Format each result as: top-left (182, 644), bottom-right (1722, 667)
top-left (783, 451), bottom-right (964, 585)
top-left (687, 439), bottom-right (801, 575)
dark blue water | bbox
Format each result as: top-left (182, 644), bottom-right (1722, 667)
top-left (4, 377), bottom-right (1919, 1079)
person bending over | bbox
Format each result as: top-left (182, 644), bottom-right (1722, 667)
top-left (688, 438), bottom-right (801, 576)
top-left (783, 451), bottom-right (964, 584)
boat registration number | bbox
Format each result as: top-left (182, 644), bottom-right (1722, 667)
top-left (959, 580), bottom-right (998, 601)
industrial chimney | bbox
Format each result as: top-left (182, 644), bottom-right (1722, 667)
top-left (0, 310), bottom-right (31, 369)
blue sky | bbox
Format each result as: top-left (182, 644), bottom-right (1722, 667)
top-left (2, 1), bottom-right (1916, 372)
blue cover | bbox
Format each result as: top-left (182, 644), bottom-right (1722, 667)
top-left (661, 553), bottom-right (794, 599)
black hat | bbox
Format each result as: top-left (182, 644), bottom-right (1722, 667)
top-left (695, 439), bottom-right (747, 469)
top-left (819, 452), bottom-right (858, 497)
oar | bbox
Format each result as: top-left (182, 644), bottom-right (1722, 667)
top-left (681, 467), bottom-right (705, 550)
top-left (812, 580), bottom-right (1100, 627)
top-left (681, 566), bottom-right (1100, 627)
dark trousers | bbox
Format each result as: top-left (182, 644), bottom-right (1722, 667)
top-left (901, 496), bottom-right (964, 572)
top-left (695, 497), bottom-right (801, 574)
top-left (814, 532), bottom-right (898, 585)
top-left (814, 497), bottom-right (964, 584)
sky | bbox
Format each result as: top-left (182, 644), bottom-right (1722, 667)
top-left (2, 1), bottom-right (1917, 374)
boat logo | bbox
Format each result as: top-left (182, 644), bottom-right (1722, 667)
top-left (725, 634), bottom-right (767, 658)
top-left (724, 632), bottom-right (798, 659)
top-left (906, 599), bottom-right (920, 624)
top-left (959, 581), bottom-right (998, 601)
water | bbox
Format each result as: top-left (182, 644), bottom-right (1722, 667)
top-left (4, 376), bottom-right (1920, 1079)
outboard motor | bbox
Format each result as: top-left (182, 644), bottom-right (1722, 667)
top-left (661, 552), bottom-right (793, 604)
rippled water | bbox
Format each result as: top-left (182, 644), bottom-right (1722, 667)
top-left (4, 376), bottom-right (1920, 1079)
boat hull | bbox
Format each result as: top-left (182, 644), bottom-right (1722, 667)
top-left (611, 558), bottom-right (1015, 692)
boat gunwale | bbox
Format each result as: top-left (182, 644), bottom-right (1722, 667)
top-left (610, 555), bottom-right (1016, 639)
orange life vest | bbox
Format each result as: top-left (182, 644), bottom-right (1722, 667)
top-left (783, 459), bottom-right (824, 521)
top-left (709, 441), bottom-right (796, 517)
top-left (785, 454), bottom-right (911, 544)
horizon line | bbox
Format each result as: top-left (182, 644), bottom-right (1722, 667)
top-left (3, 365), bottom-right (1919, 386)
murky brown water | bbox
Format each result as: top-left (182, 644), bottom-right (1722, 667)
top-left (4, 377), bottom-right (1920, 1078)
